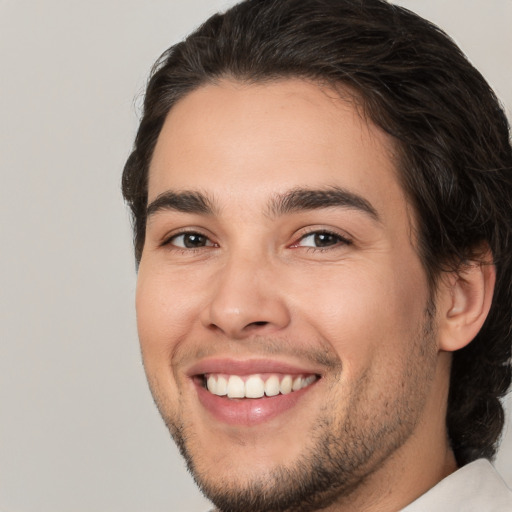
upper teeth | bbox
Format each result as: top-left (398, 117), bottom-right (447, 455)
top-left (206, 374), bottom-right (317, 399)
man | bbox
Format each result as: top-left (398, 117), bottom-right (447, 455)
top-left (122, 0), bottom-right (512, 510)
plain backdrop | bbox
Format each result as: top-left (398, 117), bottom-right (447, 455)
top-left (0, 1), bottom-right (511, 511)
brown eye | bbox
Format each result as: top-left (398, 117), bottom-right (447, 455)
top-left (297, 231), bottom-right (350, 249)
top-left (170, 232), bottom-right (215, 249)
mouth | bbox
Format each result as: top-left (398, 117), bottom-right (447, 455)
top-left (189, 359), bottom-right (322, 426)
top-left (201, 373), bottom-right (319, 398)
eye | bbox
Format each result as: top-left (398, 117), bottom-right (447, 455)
top-left (295, 230), bottom-right (350, 249)
top-left (167, 232), bottom-right (216, 249)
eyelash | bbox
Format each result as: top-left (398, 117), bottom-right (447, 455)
top-left (161, 228), bottom-right (352, 253)
top-left (291, 229), bottom-right (352, 252)
top-left (161, 230), bottom-right (217, 252)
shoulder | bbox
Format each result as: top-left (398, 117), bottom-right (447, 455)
top-left (402, 459), bottom-right (512, 511)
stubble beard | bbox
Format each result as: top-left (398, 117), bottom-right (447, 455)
top-left (151, 308), bottom-right (438, 512)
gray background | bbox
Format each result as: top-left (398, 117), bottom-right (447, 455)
top-left (0, 1), bottom-right (510, 511)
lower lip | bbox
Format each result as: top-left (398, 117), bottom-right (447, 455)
top-left (195, 380), bottom-right (317, 426)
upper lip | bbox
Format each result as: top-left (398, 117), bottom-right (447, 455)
top-left (187, 358), bottom-right (322, 378)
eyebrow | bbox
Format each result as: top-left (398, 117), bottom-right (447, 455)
top-left (267, 186), bottom-right (379, 221)
top-left (146, 186), bottom-right (379, 222)
top-left (146, 190), bottom-right (216, 219)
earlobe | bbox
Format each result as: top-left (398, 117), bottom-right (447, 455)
top-left (438, 253), bottom-right (496, 352)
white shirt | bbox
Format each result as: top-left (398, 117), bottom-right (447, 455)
top-left (402, 459), bottom-right (512, 511)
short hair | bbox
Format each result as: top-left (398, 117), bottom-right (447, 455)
top-left (122, 0), bottom-right (512, 465)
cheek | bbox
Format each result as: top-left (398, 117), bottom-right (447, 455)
top-left (135, 265), bottom-right (199, 365)
top-left (288, 261), bottom-right (429, 369)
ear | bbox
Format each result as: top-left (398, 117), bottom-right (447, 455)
top-left (437, 251), bottom-right (496, 352)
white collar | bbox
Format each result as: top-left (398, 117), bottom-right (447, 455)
top-left (401, 459), bottom-right (512, 511)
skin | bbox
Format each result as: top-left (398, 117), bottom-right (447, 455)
top-left (136, 79), bottom-right (493, 511)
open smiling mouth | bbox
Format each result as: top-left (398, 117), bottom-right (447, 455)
top-left (190, 362), bottom-right (323, 425)
top-left (201, 373), bottom-right (320, 399)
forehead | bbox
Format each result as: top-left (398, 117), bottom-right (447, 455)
top-left (148, 79), bottom-right (407, 224)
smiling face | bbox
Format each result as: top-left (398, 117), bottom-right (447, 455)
top-left (136, 79), bottom-right (454, 512)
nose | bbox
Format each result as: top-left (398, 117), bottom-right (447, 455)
top-left (200, 253), bottom-right (291, 339)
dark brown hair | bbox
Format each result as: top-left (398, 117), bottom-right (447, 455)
top-left (122, 0), bottom-right (512, 465)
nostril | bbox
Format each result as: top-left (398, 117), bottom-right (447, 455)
top-left (251, 321), bottom-right (268, 327)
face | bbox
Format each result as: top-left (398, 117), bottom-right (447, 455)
top-left (137, 80), bottom-right (445, 512)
